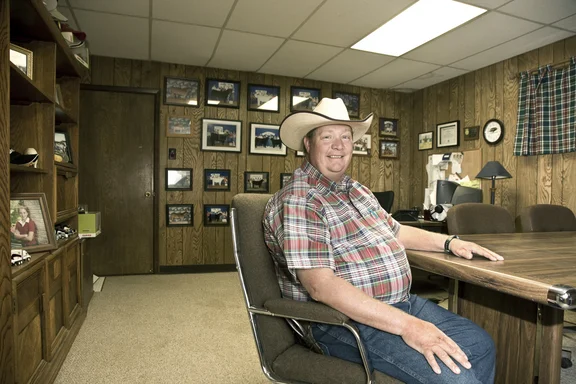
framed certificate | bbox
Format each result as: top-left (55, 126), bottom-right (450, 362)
top-left (436, 120), bottom-right (460, 148)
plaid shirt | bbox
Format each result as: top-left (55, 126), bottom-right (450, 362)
top-left (263, 160), bottom-right (411, 304)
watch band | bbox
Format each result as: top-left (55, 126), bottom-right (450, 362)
top-left (444, 235), bottom-right (460, 254)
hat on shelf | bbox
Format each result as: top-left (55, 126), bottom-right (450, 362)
top-left (43, 0), bottom-right (68, 22)
top-left (10, 148), bottom-right (39, 168)
top-left (60, 23), bottom-right (87, 42)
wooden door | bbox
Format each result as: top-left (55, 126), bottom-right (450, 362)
top-left (79, 87), bottom-right (157, 275)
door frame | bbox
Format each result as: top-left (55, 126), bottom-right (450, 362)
top-left (80, 84), bottom-right (160, 273)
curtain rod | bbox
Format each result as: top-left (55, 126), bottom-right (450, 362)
top-left (510, 56), bottom-right (575, 80)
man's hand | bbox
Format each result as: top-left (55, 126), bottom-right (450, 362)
top-left (401, 317), bottom-right (472, 375)
top-left (450, 238), bottom-right (504, 261)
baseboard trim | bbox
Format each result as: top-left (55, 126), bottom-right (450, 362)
top-left (159, 264), bottom-right (236, 274)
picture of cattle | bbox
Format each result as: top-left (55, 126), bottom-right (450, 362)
top-left (379, 140), bottom-right (399, 159)
top-left (206, 79), bottom-right (240, 108)
top-left (290, 86), bottom-right (321, 112)
top-left (244, 172), bottom-right (269, 193)
top-left (167, 116), bottom-right (192, 137)
top-left (204, 205), bottom-right (230, 227)
top-left (204, 169), bottom-right (231, 191)
top-left (379, 118), bottom-right (399, 137)
top-left (249, 123), bottom-right (286, 156)
top-left (166, 204), bottom-right (193, 227)
top-left (333, 91), bottom-right (360, 118)
top-left (352, 134), bottom-right (372, 156)
top-left (164, 77), bottom-right (199, 106)
top-left (280, 173), bottom-right (292, 189)
top-left (201, 118), bottom-right (242, 152)
top-left (248, 84), bottom-right (280, 112)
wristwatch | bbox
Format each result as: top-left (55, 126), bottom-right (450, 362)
top-left (444, 235), bottom-right (460, 254)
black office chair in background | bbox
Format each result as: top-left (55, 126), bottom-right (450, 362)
top-left (373, 191), bottom-right (395, 213)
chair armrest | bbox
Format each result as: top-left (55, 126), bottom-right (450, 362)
top-left (264, 298), bottom-right (349, 325)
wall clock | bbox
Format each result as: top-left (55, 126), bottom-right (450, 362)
top-left (483, 119), bottom-right (504, 145)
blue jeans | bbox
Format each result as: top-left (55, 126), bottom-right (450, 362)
top-left (311, 295), bottom-right (495, 383)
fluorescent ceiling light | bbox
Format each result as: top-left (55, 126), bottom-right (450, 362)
top-left (352, 0), bottom-right (486, 56)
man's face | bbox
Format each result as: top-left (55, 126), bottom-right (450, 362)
top-left (304, 124), bottom-right (353, 182)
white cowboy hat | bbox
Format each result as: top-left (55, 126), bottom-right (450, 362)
top-left (43, 0), bottom-right (68, 22)
top-left (279, 98), bottom-right (373, 151)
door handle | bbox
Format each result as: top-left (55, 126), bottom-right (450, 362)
top-left (145, 191), bottom-right (155, 198)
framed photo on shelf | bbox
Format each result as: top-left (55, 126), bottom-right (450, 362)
top-left (204, 204), bottom-right (230, 227)
top-left (379, 118), bottom-right (398, 138)
top-left (166, 115), bottom-right (192, 137)
top-left (54, 131), bottom-right (73, 163)
top-left (247, 84), bottom-right (280, 112)
top-left (379, 140), bottom-right (399, 159)
top-left (437, 120), bottom-right (460, 148)
top-left (280, 173), bottom-right (292, 189)
top-left (418, 131), bottom-right (433, 151)
top-left (165, 168), bottom-right (192, 191)
top-left (204, 169), bottom-right (231, 191)
top-left (290, 86), bottom-right (321, 111)
top-left (201, 118), bottom-right (242, 152)
top-left (205, 79), bottom-right (240, 108)
top-left (10, 43), bottom-right (33, 79)
top-left (244, 172), bottom-right (269, 193)
top-left (164, 77), bottom-right (199, 106)
top-left (10, 193), bottom-right (56, 253)
top-left (249, 123), bottom-right (286, 156)
top-left (353, 134), bottom-right (371, 156)
top-left (333, 91), bottom-right (360, 118)
top-left (166, 204), bottom-right (193, 227)
top-left (464, 125), bottom-right (480, 141)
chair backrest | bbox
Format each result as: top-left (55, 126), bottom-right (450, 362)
top-left (516, 204), bottom-right (576, 232)
top-left (373, 191), bottom-right (395, 212)
top-left (447, 203), bottom-right (515, 235)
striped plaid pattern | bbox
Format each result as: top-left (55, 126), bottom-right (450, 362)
top-left (514, 57), bottom-right (576, 156)
top-left (263, 160), bottom-right (411, 304)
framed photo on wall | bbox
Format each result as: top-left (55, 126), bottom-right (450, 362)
top-left (166, 115), bottom-right (192, 137)
top-left (164, 77), bottom-right (199, 106)
top-left (249, 123), bottom-right (286, 156)
top-left (353, 134), bottom-right (371, 156)
top-left (280, 173), bottom-right (292, 189)
top-left (205, 79), bottom-right (240, 108)
top-left (201, 118), bottom-right (242, 152)
top-left (290, 86), bottom-right (321, 111)
top-left (379, 140), bottom-right (399, 159)
top-left (244, 171), bottom-right (269, 193)
top-left (204, 169), bottom-right (231, 191)
top-left (165, 168), bottom-right (192, 191)
top-left (10, 193), bottom-right (56, 253)
top-left (464, 125), bottom-right (480, 141)
top-left (437, 120), bottom-right (460, 148)
top-left (10, 43), bottom-right (33, 79)
top-left (54, 130), bottom-right (73, 164)
top-left (418, 131), bottom-right (433, 151)
top-left (379, 118), bottom-right (398, 138)
top-left (333, 91), bottom-right (360, 118)
top-left (247, 84), bottom-right (280, 112)
top-left (204, 204), bottom-right (230, 227)
top-left (166, 204), bottom-right (193, 227)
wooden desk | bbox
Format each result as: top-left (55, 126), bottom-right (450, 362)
top-left (400, 220), bottom-right (447, 233)
top-left (406, 232), bottom-right (576, 384)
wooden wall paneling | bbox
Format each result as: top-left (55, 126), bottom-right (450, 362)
top-left (476, 67), bottom-right (490, 202)
top-left (494, 62), bottom-right (505, 205)
top-left (89, 56), bottom-right (114, 86)
top-left (381, 90), bottom-right (394, 192)
top-left (368, 89), bottom-right (381, 191)
top-left (550, 40), bottom-right (567, 206)
top-left (357, 86), bottom-right (373, 189)
top-left (501, 57), bottom-right (519, 216)
top-left (561, 37), bottom-right (576, 212)
top-left (129, 60), bottom-right (142, 88)
top-left (156, 62), bottom-right (169, 266)
top-left (113, 58), bottom-right (132, 87)
top-left (463, 73), bottom-right (476, 153)
top-left (398, 93), bottom-right (412, 211)
top-left (411, 90), bottom-right (424, 208)
top-left (536, 45), bottom-right (554, 205)
top-left (25, 41), bottom-right (56, 98)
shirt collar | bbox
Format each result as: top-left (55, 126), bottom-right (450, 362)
top-left (300, 160), bottom-right (353, 194)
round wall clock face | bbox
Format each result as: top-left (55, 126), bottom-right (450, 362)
top-left (483, 119), bottom-right (504, 144)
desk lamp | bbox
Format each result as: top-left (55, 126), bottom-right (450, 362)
top-left (476, 161), bottom-right (512, 204)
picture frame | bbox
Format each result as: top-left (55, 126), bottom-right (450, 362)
top-left (379, 118), bottom-right (398, 137)
top-left (205, 78), bottom-right (240, 108)
top-left (166, 115), bottom-right (192, 137)
top-left (379, 139), bottom-right (399, 159)
top-left (437, 120), bottom-right (460, 148)
top-left (204, 169), bottom-right (231, 191)
top-left (203, 204), bottom-right (230, 227)
top-left (201, 118), bottom-right (242, 152)
top-left (54, 130), bottom-right (73, 164)
top-left (10, 193), bottom-right (56, 253)
top-left (280, 173), bottom-right (292, 189)
top-left (353, 134), bottom-right (371, 156)
top-left (333, 91), bottom-right (360, 118)
top-left (464, 125), bottom-right (480, 141)
top-left (10, 43), bottom-right (33, 79)
top-left (244, 171), bottom-right (269, 193)
top-left (165, 168), bottom-right (192, 191)
top-left (164, 76), bottom-right (199, 106)
top-left (247, 84), bottom-right (280, 112)
top-left (249, 123), bottom-right (286, 156)
top-left (166, 204), bottom-right (193, 227)
top-left (290, 86), bottom-right (321, 111)
top-left (418, 131), bottom-right (434, 151)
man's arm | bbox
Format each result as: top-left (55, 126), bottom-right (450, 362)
top-left (297, 267), bottom-right (471, 375)
top-left (397, 225), bottom-right (503, 261)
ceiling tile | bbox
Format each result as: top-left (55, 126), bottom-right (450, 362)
top-left (151, 20), bottom-right (220, 66)
top-left (226, 0), bottom-right (323, 38)
top-left (258, 40), bottom-right (342, 78)
top-left (306, 49), bottom-right (395, 84)
top-left (207, 30), bottom-right (284, 72)
top-left (58, 7), bottom-right (78, 29)
top-left (456, 0), bottom-right (511, 9)
top-left (498, 0), bottom-right (576, 24)
top-left (152, 0), bottom-right (235, 27)
top-left (74, 10), bottom-right (149, 60)
top-left (403, 12), bottom-right (541, 65)
top-left (392, 67), bottom-right (469, 90)
top-left (553, 14), bottom-right (576, 32)
top-left (292, 0), bottom-right (416, 47)
top-left (350, 59), bottom-right (440, 89)
top-left (451, 27), bottom-right (575, 71)
top-left (68, 0), bottom-right (149, 17)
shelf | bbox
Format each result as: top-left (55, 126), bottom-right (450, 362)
top-left (10, 0), bottom-right (88, 79)
top-left (11, 250), bottom-right (49, 278)
top-left (56, 209), bottom-right (78, 223)
top-left (10, 164), bottom-right (50, 174)
top-left (56, 233), bottom-right (79, 248)
top-left (10, 64), bottom-right (52, 104)
top-left (56, 163), bottom-right (78, 176)
top-left (55, 105), bottom-right (77, 124)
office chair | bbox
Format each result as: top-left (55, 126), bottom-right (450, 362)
top-left (230, 194), bottom-right (400, 384)
top-left (446, 203), bottom-right (515, 235)
top-left (372, 191), bottom-right (395, 213)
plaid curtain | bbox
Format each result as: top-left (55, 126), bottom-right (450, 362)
top-left (514, 57), bottom-right (576, 156)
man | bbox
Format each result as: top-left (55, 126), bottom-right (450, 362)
top-left (263, 98), bottom-right (503, 383)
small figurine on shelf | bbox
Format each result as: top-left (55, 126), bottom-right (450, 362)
top-left (55, 224), bottom-right (77, 241)
top-left (11, 249), bottom-right (31, 266)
